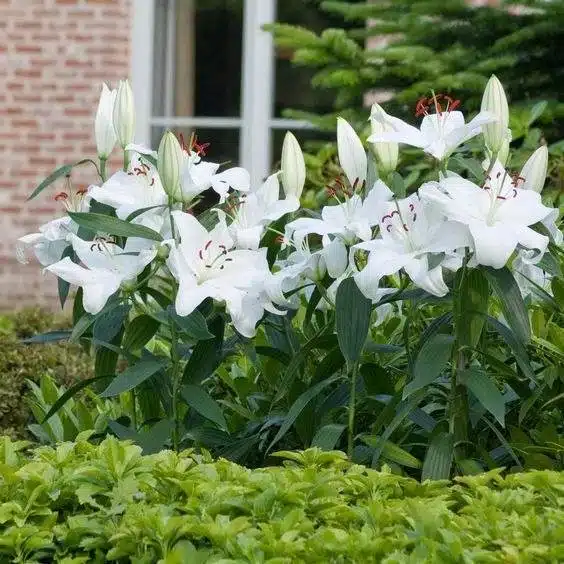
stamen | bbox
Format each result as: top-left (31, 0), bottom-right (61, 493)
top-left (204, 240), bottom-right (213, 251)
top-left (54, 192), bottom-right (68, 201)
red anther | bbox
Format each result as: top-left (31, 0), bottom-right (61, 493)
top-left (386, 224), bottom-right (393, 232)
top-left (512, 189), bottom-right (518, 198)
top-left (415, 97), bottom-right (429, 117)
top-left (150, 178), bottom-right (155, 186)
top-left (190, 134), bottom-right (210, 156)
top-left (412, 213), bottom-right (417, 222)
top-left (449, 99), bottom-right (461, 111)
top-left (198, 249), bottom-right (204, 260)
top-left (352, 178), bottom-right (359, 191)
top-left (409, 203), bottom-right (415, 211)
top-left (381, 213), bottom-right (393, 221)
top-left (218, 245), bottom-right (226, 251)
top-left (403, 224), bottom-right (409, 231)
top-left (54, 192), bottom-right (68, 201)
top-left (496, 195), bottom-right (507, 200)
top-left (510, 173), bottom-right (526, 187)
top-left (275, 235), bottom-right (285, 244)
top-left (127, 172), bottom-right (134, 176)
top-left (390, 210), bottom-right (399, 218)
top-left (178, 133), bottom-right (188, 152)
top-left (204, 240), bottom-right (213, 250)
top-left (76, 188), bottom-right (88, 196)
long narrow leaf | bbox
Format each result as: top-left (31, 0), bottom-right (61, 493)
top-left (27, 159), bottom-right (96, 201)
top-left (422, 432), bottom-right (454, 480)
top-left (68, 212), bottom-right (163, 241)
top-left (181, 385), bottom-right (228, 431)
top-left (100, 357), bottom-right (169, 397)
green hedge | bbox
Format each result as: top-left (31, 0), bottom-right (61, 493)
top-left (0, 308), bottom-right (93, 439)
top-left (1, 436), bottom-right (563, 563)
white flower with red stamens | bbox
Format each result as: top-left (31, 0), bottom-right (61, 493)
top-left (419, 160), bottom-right (555, 268)
top-left (353, 193), bottom-right (471, 298)
top-left (46, 234), bottom-right (156, 314)
top-left (178, 134), bottom-right (250, 204)
top-left (166, 210), bottom-right (279, 337)
top-left (89, 153), bottom-right (168, 220)
top-left (286, 179), bottom-right (393, 246)
top-left (368, 94), bottom-right (495, 162)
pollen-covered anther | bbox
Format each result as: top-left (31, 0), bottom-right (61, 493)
top-left (54, 192), bottom-right (69, 202)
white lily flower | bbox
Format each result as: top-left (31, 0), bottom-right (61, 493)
top-left (281, 131), bottom-right (306, 200)
top-left (481, 75), bottom-right (509, 154)
top-left (89, 153), bottom-right (167, 220)
top-left (46, 234), bottom-right (156, 314)
top-left (181, 155), bottom-right (250, 204)
top-left (166, 210), bottom-right (275, 337)
top-left (286, 179), bottom-right (393, 246)
top-left (113, 79), bottom-right (135, 149)
top-left (419, 161), bottom-right (555, 268)
top-left (94, 83), bottom-right (117, 159)
top-left (369, 103), bottom-right (398, 177)
top-left (267, 238), bottom-right (348, 309)
top-left (217, 173), bottom-right (300, 250)
top-left (337, 117), bottom-right (367, 190)
top-left (17, 217), bottom-right (74, 266)
top-left (367, 95), bottom-right (495, 162)
top-left (353, 194), bottom-right (472, 298)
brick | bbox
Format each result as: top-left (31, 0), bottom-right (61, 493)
top-left (0, 0), bottom-right (131, 307)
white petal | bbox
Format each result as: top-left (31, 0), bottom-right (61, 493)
top-left (280, 132), bottom-right (306, 199)
top-left (404, 257), bottom-right (448, 297)
top-left (170, 210), bottom-right (210, 252)
top-left (211, 167), bottom-right (250, 202)
top-left (520, 146), bottom-right (548, 193)
top-left (337, 117), bottom-right (367, 189)
top-left (468, 221), bottom-right (520, 268)
top-left (322, 239), bottom-right (348, 279)
top-left (175, 281), bottom-right (212, 316)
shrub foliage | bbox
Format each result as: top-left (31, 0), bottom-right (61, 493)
top-left (0, 435), bottom-right (563, 563)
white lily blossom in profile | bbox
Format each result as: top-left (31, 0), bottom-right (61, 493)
top-left (16, 184), bottom-right (92, 266)
top-left (281, 131), bottom-right (306, 200)
top-left (286, 179), bottom-right (393, 246)
top-left (46, 234), bottom-right (156, 314)
top-left (368, 94), bottom-right (495, 162)
top-left (166, 210), bottom-right (280, 337)
top-left (89, 153), bottom-right (168, 220)
top-left (337, 117), bottom-right (367, 190)
top-left (217, 173), bottom-right (300, 250)
top-left (94, 83), bottom-right (117, 160)
top-left (420, 160), bottom-right (555, 269)
top-left (513, 251), bottom-right (552, 300)
top-left (354, 193), bottom-right (472, 298)
top-left (266, 237), bottom-right (348, 309)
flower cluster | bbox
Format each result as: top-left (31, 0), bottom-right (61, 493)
top-left (18, 75), bottom-right (562, 338)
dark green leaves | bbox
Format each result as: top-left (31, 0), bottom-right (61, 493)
top-left (181, 385), bottom-right (228, 431)
top-left (456, 268), bottom-right (489, 348)
top-left (335, 277), bottom-right (371, 366)
top-left (68, 212), bottom-right (163, 241)
top-left (100, 356), bottom-right (169, 397)
top-left (404, 334), bottom-right (454, 398)
top-left (459, 368), bottom-right (505, 426)
top-left (422, 432), bottom-right (454, 481)
top-left (123, 315), bottom-right (160, 351)
top-left (169, 307), bottom-right (213, 340)
top-left (27, 159), bottom-right (97, 201)
top-left (484, 267), bottom-right (530, 343)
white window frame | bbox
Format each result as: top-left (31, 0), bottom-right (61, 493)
top-left (131, 0), bottom-right (313, 186)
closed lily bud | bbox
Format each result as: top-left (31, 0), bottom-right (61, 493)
top-left (280, 132), bottom-right (306, 200)
top-left (520, 145), bottom-right (548, 193)
top-left (369, 103), bottom-right (398, 177)
top-left (94, 83), bottom-right (117, 159)
top-left (481, 75), bottom-right (509, 154)
top-left (113, 79), bottom-right (136, 149)
top-left (337, 117), bottom-right (367, 191)
top-left (158, 131), bottom-right (183, 200)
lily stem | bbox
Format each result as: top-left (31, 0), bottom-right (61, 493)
top-left (170, 317), bottom-right (182, 452)
top-left (99, 158), bottom-right (107, 183)
top-left (347, 361), bottom-right (359, 460)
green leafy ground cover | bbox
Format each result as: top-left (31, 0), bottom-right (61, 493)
top-left (1, 436), bottom-right (563, 563)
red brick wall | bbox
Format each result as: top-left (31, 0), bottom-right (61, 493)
top-left (0, 0), bottom-right (131, 310)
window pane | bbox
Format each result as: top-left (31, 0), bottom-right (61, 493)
top-left (153, 0), bottom-right (244, 118)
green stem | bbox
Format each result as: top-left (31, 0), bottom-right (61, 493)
top-left (99, 158), bottom-right (107, 182)
top-left (123, 149), bottom-right (131, 172)
top-left (347, 362), bottom-right (359, 460)
top-left (169, 318), bottom-right (182, 452)
top-left (130, 390), bottom-right (137, 431)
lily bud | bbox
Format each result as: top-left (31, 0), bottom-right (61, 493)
top-left (158, 131), bottom-right (183, 200)
top-left (94, 83), bottom-right (117, 159)
top-left (113, 79), bottom-right (136, 149)
top-left (520, 145), bottom-right (548, 193)
top-left (481, 75), bottom-right (509, 154)
top-left (280, 132), bottom-right (306, 200)
top-left (369, 103), bottom-right (398, 177)
top-left (337, 117), bottom-right (367, 191)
